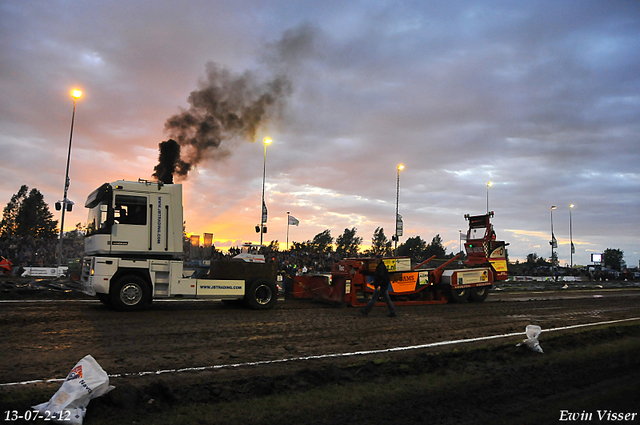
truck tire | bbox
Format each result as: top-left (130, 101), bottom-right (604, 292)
top-left (245, 278), bottom-right (277, 310)
top-left (469, 286), bottom-right (490, 302)
top-left (97, 293), bottom-right (111, 306)
top-left (448, 286), bottom-right (469, 303)
top-left (110, 275), bottom-right (150, 311)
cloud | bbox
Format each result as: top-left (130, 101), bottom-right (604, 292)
top-left (0, 0), bottom-right (638, 268)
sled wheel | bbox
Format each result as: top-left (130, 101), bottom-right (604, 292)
top-left (469, 286), bottom-right (490, 302)
top-left (110, 275), bottom-right (150, 311)
top-left (245, 278), bottom-right (277, 310)
top-left (448, 286), bottom-right (469, 303)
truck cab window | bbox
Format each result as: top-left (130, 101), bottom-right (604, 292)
top-left (114, 195), bottom-right (147, 225)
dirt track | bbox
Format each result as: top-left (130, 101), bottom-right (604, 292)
top-left (1, 286), bottom-right (640, 424)
top-left (1, 287), bottom-right (639, 385)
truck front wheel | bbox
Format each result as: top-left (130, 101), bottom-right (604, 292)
top-left (110, 276), bottom-right (150, 311)
top-left (245, 278), bottom-right (277, 310)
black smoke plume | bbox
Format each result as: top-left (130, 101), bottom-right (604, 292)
top-left (153, 62), bottom-right (292, 182)
top-left (152, 139), bottom-right (190, 184)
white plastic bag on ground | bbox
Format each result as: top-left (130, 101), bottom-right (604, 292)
top-left (33, 355), bottom-right (115, 424)
top-left (516, 324), bottom-right (544, 353)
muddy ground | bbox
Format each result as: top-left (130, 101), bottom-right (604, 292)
top-left (1, 281), bottom-right (639, 424)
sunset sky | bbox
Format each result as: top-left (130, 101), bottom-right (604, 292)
top-left (1, 0), bottom-right (639, 268)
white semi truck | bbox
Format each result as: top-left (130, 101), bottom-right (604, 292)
top-left (80, 179), bottom-right (278, 311)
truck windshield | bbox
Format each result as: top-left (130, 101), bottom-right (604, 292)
top-left (86, 202), bottom-right (111, 236)
top-left (85, 183), bottom-right (113, 237)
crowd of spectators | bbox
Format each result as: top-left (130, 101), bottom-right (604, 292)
top-left (0, 234), bottom-right (84, 271)
top-left (187, 245), bottom-right (347, 274)
top-left (268, 251), bottom-right (344, 274)
top-left (1, 234), bottom-right (350, 276)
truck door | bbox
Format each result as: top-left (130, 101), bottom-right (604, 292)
top-left (110, 194), bottom-right (150, 253)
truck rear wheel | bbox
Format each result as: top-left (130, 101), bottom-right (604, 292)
top-left (448, 286), bottom-right (469, 303)
top-left (469, 286), bottom-right (490, 302)
top-left (245, 278), bottom-right (277, 310)
top-left (110, 275), bottom-right (150, 311)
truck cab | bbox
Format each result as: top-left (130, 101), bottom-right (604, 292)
top-left (81, 180), bottom-right (277, 311)
top-left (84, 180), bottom-right (183, 258)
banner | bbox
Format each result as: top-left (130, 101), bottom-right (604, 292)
top-left (288, 215), bottom-right (299, 226)
top-left (550, 233), bottom-right (557, 249)
top-left (396, 214), bottom-right (403, 237)
top-left (571, 242), bottom-right (575, 254)
top-left (262, 201), bottom-right (268, 223)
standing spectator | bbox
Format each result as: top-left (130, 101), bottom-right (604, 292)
top-left (281, 260), bottom-right (296, 300)
top-left (361, 255), bottom-right (397, 317)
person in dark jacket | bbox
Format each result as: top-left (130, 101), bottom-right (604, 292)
top-left (361, 255), bottom-right (397, 317)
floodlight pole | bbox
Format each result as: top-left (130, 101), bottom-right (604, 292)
top-left (394, 164), bottom-right (404, 253)
top-left (550, 205), bottom-right (557, 273)
top-left (259, 138), bottom-right (272, 246)
top-left (569, 204), bottom-right (574, 268)
top-left (57, 90), bottom-right (82, 268)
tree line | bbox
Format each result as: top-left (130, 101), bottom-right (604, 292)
top-left (266, 226), bottom-right (452, 262)
top-left (0, 185), bottom-right (57, 239)
top-left (0, 185), bottom-right (629, 272)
